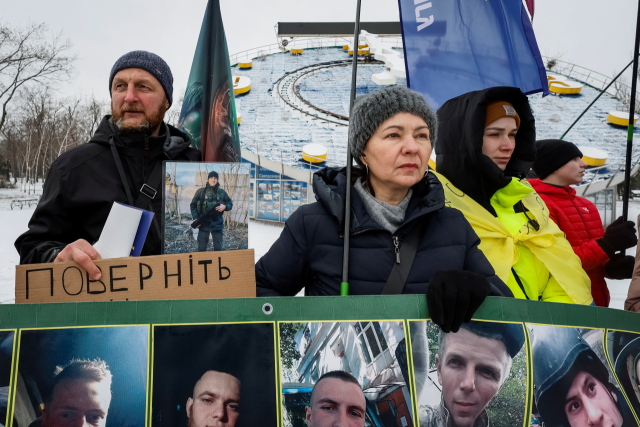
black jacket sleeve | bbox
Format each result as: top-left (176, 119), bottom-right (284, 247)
top-left (222, 188), bottom-right (233, 212)
top-left (256, 208), bottom-right (312, 296)
top-left (462, 220), bottom-right (514, 298)
top-left (14, 163), bottom-right (74, 264)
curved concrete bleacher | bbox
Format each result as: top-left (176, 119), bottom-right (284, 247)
top-left (233, 44), bottom-right (639, 195)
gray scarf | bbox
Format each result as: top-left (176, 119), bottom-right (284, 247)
top-left (354, 178), bottom-right (412, 234)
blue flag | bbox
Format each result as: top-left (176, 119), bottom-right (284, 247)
top-left (398, 0), bottom-right (549, 109)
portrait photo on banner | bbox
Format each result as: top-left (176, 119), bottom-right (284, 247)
top-left (12, 326), bottom-right (149, 427)
top-left (409, 320), bottom-right (528, 427)
top-left (163, 161), bottom-right (250, 254)
top-left (607, 329), bottom-right (640, 421)
top-left (0, 331), bottom-right (15, 426)
top-left (530, 325), bottom-right (637, 427)
top-left (151, 323), bottom-right (277, 427)
top-left (278, 321), bottom-right (414, 427)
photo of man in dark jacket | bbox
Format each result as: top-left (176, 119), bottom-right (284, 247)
top-left (190, 171), bottom-right (233, 251)
top-left (14, 50), bottom-right (200, 279)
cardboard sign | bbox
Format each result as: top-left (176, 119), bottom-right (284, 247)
top-left (15, 249), bottom-right (256, 303)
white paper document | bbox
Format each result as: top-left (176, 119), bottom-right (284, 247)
top-left (93, 202), bottom-right (143, 259)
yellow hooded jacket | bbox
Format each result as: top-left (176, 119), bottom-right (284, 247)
top-left (434, 171), bottom-right (593, 305)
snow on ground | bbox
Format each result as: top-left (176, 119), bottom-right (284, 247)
top-left (0, 207), bottom-right (34, 303)
top-left (607, 199), bottom-right (640, 310)
top-left (1, 185), bottom-right (639, 308)
top-left (249, 219), bottom-right (284, 262)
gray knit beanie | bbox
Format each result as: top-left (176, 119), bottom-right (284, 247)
top-left (349, 86), bottom-right (438, 166)
top-left (109, 50), bottom-right (173, 106)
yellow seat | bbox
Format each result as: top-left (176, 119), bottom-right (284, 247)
top-left (291, 48), bottom-right (304, 55)
top-left (348, 48), bottom-right (370, 56)
top-left (238, 61), bottom-right (252, 69)
top-left (302, 143), bottom-right (328, 163)
top-left (232, 76), bottom-right (251, 95)
top-left (580, 147), bottom-right (608, 167)
top-left (607, 111), bottom-right (638, 126)
top-left (548, 79), bottom-right (582, 94)
top-left (428, 150), bottom-right (436, 170)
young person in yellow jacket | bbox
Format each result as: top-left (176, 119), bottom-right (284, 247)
top-left (433, 87), bottom-right (592, 305)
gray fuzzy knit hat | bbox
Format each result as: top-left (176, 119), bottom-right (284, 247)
top-left (109, 50), bottom-right (173, 106)
top-left (349, 86), bottom-right (437, 166)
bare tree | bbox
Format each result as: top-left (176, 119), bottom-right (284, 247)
top-left (0, 87), bottom-right (108, 189)
top-left (0, 21), bottom-right (75, 134)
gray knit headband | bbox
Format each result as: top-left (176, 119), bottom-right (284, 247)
top-left (348, 86), bottom-right (438, 166)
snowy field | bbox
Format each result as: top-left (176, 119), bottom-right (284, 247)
top-left (0, 184), bottom-right (638, 309)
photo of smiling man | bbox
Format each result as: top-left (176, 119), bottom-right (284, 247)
top-left (410, 321), bottom-right (526, 427)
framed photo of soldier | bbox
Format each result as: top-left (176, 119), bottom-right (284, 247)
top-left (12, 326), bottom-right (149, 427)
top-left (151, 323), bottom-right (278, 427)
top-left (409, 320), bottom-right (528, 427)
top-left (163, 162), bottom-right (250, 254)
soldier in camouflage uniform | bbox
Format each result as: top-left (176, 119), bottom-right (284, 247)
top-left (190, 171), bottom-right (233, 251)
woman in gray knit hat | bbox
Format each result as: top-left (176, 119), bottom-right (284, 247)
top-left (256, 86), bottom-right (512, 332)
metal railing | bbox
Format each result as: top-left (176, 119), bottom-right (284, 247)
top-left (239, 131), bottom-right (344, 169)
top-left (577, 154), bottom-right (640, 194)
top-left (229, 37), bottom-right (402, 66)
top-left (542, 55), bottom-right (634, 100)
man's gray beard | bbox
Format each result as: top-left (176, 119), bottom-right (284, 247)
top-left (114, 116), bottom-right (151, 134)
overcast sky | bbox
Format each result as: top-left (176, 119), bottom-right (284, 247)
top-left (2, 0), bottom-right (638, 112)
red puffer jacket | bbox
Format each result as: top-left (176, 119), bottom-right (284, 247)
top-left (529, 179), bottom-right (610, 306)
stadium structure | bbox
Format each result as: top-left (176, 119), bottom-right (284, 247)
top-left (233, 22), bottom-right (640, 225)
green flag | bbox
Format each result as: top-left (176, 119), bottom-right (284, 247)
top-left (178, 0), bottom-right (240, 161)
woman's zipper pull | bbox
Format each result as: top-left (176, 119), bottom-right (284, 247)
top-left (393, 236), bottom-right (400, 264)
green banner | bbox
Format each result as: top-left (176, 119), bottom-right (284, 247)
top-left (177, 0), bottom-right (240, 162)
top-left (2, 296), bottom-right (640, 427)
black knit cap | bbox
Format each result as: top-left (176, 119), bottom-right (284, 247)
top-left (532, 139), bottom-right (583, 179)
top-left (109, 50), bottom-right (173, 106)
top-left (208, 171), bottom-right (219, 179)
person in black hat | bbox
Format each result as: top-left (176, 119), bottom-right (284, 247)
top-left (15, 50), bottom-right (200, 276)
top-left (530, 139), bottom-right (637, 307)
top-left (418, 320), bottom-right (525, 427)
top-left (190, 170), bottom-right (233, 252)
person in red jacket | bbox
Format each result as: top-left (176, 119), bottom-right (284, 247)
top-left (530, 139), bottom-right (637, 307)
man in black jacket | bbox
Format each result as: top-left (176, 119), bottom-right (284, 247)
top-left (190, 171), bottom-right (233, 252)
top-left (15, 51), bottom-right (200, 279)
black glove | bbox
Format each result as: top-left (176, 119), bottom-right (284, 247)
top-left (604, 254), bottom-right (635, 279)
top-left (597, 216), bottom-right (638, 257)
top-left (427, 270), bottom-right (492, 333)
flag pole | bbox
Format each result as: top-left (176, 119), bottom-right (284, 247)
top-left (341, 0), bottom-right (363, 296)
top-left (623, 0), bottom-right (640, 221)
top-left (560, 56), bottom-right (638, 140)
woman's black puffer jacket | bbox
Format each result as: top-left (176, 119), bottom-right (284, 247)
top-left (256, 167), bottom-right (512, 297)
